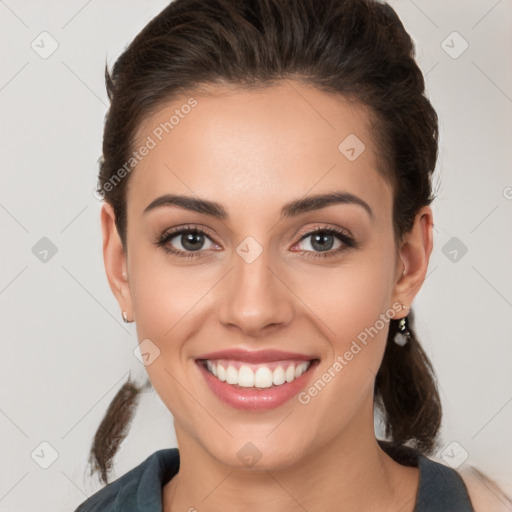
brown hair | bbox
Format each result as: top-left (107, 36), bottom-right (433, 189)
top-left (89, 0), bottom-right (442, 485)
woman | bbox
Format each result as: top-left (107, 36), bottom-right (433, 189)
top-left (74, 0), bottom-right (511, 510)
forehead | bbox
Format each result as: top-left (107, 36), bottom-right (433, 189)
top-left (128, 81), bottom-right (392, 220)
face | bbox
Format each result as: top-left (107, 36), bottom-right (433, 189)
top-left (103, 80), bottom-right (428, 470)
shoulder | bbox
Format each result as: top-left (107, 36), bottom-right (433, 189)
top-left (457, 465), bottom-right (512, 512)
top-left (73, 448), bottom-right (180, 512)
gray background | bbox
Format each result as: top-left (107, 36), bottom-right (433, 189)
top-left (1, 1), bottom-right (511, 510)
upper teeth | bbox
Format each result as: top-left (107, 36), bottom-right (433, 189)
top-left (205, 359), bottom-right (311, 388)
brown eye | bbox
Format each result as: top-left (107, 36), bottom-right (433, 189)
top-left (155, 225), bottom-right (218, 258)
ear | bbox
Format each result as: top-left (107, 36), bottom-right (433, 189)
top-left (101, 202), bottom-right (133, 321)
top-left (390, 205), bottom-right (434, 318)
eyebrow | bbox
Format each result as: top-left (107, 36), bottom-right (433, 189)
top-left (143, 191), bottom-right (374, 220)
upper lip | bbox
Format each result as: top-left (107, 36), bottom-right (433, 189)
top-left (196, 349), bottom-right (318, 363)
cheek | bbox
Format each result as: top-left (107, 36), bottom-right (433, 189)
top-left (296, 248), bottom-right (395, 346)
top-left (297, 243), bottom-right (396, 393)
top-left (128, 241), bottom-right (212, 339)
top-left (127, 251), bottom-right (210, 423)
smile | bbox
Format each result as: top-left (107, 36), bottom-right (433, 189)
top-left (202, 359), bottom-right (312, 388)
top-left (196, 355), bottom-right (320, 411)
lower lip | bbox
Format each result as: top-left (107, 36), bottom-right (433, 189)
top-left (196, 360), bottom-right (319, 411)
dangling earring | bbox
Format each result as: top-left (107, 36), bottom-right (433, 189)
top-left (122, 311), bottom-right (130, 323)
top-left (394, 315), bottom-right (411, 346)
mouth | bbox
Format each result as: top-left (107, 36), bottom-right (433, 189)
top-left (195, 355), bottom-right (320, 410)
top-left (197, 358), bottom-right (316, 388)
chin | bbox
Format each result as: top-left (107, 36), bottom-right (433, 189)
top-left (203, 433), bottom-right (309, 471)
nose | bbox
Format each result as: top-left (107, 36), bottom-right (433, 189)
top-left (217, 246), bottom-right (294, 337)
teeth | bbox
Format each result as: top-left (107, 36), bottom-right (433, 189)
top-left (254, 366), bottom-right (273, 388)
top-left (226, 365), bottom-right (238, 385)
top-left (273, 366), bottom-right (286, 385)
top-left (238, 365), bottom-right (254, 387)
top-left (204, 360), bottom-right (311, 388)
top-left (217, 364), bottom-right (226, 381)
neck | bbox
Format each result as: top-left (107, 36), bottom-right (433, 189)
top-left (163, 401), bottom-right (419, 512)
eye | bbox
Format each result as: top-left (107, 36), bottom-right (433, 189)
top-left (292, 225), bottom-right (357, 259)
top-left (155, 225), bottom-right (218, 258)
top-left (155, 224), bottom-right (358, 260)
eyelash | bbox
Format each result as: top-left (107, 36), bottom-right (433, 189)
top-left (154, 224), bottom-right (358, 260)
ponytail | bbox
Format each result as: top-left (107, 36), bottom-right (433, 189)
top-left (375, 308), bottom-right (442, 454)
top-left (87, 373), bottom-right (149, 484)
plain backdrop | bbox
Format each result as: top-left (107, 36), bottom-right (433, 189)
top-left (1, 1), bottom-right (511, 510)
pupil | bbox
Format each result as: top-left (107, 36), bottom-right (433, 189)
top-left (182, 232), bottom-right (203, 251)
top-left (312, 233), bottom-right (333, 251)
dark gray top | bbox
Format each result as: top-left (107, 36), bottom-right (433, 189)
top-left (74, 443), bottom-right (474, 511)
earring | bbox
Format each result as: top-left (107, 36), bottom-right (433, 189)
top-left (394, 316), bottom-right (411, 346)
top-left (122, 311), bottom-right (130, 323)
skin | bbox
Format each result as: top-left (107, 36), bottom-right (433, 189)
top-left (101, 80), bottom-right (434, 512)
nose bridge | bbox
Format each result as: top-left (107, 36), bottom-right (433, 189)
top-left (218, 237), bottom-right (292, 333)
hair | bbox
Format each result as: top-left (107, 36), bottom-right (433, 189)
top-left (89, 0), bottom-right (443, 485)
